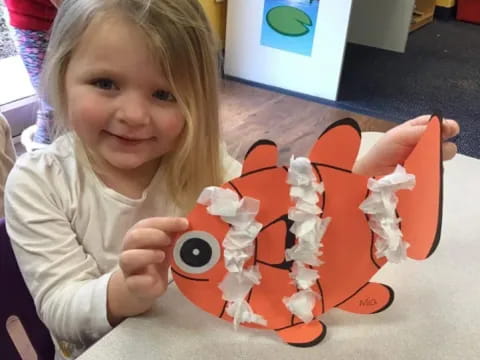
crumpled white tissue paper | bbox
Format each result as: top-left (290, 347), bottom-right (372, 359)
top-left (283, 156), bottom-right (330, 323)
top-left (219, 266), bottom-right (267, 328)
top-left (198, 187), bottom-right (266, 328)
top-left (359, 165), bottom-right (416, 263)
top-left (283, 289), bottom-right (319, 323)
top-left (225, 299), bottom-right (267, 329)
top-left (289, 262), bottom-right (319, 290)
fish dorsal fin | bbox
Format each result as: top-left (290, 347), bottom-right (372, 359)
top-left (309, 118), bottom-right (362, 171)
top-left (242, 140), bottom-right (278, 175)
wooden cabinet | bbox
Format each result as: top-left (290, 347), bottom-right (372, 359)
top-left (411, 0), bottom-right (437, 31)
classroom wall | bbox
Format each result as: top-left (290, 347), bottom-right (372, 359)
top-left (198, 0), bottom-right (227, 44)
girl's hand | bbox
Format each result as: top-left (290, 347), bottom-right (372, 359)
top-left (120, 217), bottom-right (189, 301)
top-left (353, 115), bottom-right (460, 177)
top-left (107, 217), bottom-right (189, 326)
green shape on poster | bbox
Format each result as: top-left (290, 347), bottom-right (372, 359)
top-left (266, 6), bottom-right (313, 37)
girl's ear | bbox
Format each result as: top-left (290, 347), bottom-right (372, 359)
top-left (242, 140), bottom-right (278, 175)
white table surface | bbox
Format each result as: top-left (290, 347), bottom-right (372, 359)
top-left (79, 133), bottom-right (480, 360)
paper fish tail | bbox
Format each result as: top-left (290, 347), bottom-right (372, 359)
top-left (398, 114), bottom-right (443, 260)
top-left (335, 282), bottom-right (395, 314)
top-left (275, 320), bottom-right (327, 347)
top-left (309, 118), bottom-right (361, 171)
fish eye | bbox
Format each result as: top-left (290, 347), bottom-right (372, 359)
top-left (173, 231), bottom-right (221, 274)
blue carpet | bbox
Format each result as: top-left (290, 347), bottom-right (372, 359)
top-left (338, 19), bottom-right (480, 158)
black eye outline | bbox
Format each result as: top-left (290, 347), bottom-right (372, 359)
top-left (173, 231), bottom-right (221, 274)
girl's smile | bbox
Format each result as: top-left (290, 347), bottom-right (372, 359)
top-left (102, 130), bottom-right (156, 147)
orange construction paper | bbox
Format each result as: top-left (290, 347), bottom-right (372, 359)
top-left (171, 115), bottom-right (443, 347)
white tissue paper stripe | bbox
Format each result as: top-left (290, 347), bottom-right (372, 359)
top-left (283, 290), bottom-right (319, 324)
top-left (290, 263), bottom-right (319, 290)
top-left (219, 266), bottom-right (262, 302)
top-left (283, 156), bottom-right (330, 323)
top-left (359, 165), bottom-right (416, 263)
top-left (226, 299), bottom-right (267, 329)
top-left (198, 187), bottom-right (266, 328)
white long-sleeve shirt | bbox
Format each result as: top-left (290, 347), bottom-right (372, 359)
top-left (0, 112), bottom-right (16, 217)
top-left (4, 134), bottom-right (241, 359)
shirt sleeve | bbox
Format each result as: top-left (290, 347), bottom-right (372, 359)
top-left (0, 114), bottom-right (16, 217)
top-left (220, 142), bottom-right (242, 182)
top-left (4, 154), bottom-right (113, 348)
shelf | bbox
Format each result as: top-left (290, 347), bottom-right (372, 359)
top-left (410, 10), bottom-right (435, 31)
top-left (410, 0), bottom-right (436, 32)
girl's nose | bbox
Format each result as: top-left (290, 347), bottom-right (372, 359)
top-left (117, 93), bottom-right (150, 126)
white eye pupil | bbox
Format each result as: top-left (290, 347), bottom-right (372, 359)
top-left (193, 248), bottom-right (200, 256)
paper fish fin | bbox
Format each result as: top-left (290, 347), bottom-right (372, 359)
top-left (397, 114), bottom-right (443, 260)
top-left (242, 140), bottom-right (279, 175)
top-left (275, 320), bottom-right (327, 347)
top-left (335, 282), bottom-right (394, 314)
top-left (309, 118), bottom-right (361, 171)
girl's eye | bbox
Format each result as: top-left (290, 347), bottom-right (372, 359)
top-left (92, 78), bottom-right (116, 90)
top-left (153, 90), bottom-right (176, 102)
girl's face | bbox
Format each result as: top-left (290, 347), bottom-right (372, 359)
top-left (64, 15), bottom-right (185, 173)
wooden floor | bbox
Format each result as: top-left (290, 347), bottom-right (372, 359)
top-left (220, 79), bottom-right (395, 165)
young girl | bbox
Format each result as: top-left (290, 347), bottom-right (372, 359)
top-left (4, 0), bottom-right (459, 359)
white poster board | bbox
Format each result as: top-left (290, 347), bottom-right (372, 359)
top-left (224, 0), bottom-right (353, 101)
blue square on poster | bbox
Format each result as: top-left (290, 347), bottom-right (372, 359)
top-left (261, 0), bottom-right (320, 56)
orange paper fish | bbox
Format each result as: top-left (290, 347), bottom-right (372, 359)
top-left (171, 116), bottom-right (442, 347)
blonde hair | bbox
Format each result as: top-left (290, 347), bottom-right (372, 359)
top-left (41, 0), bottom-right (224, 212)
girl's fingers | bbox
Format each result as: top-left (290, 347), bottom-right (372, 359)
top-left (384, 121), bottom-right (427, 148)
top-left (442, 119), bottom-right (460, 140)
top-left (132, 217), bottom-right (189, 233)
top-left (405, 116), bottom-right (460, 144)
top-left (407, 115), bottom-right (460, 140)
top-left (123, 228), bottom-right (171, 250)
top-left (120, 249), bottom-right (165, 276)
top-left (407, 115), bottom-right (432, 126)
top-left (124, 271), bottom-right (168, 298)
top-left (442, 142), bottom-right (458, 161)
